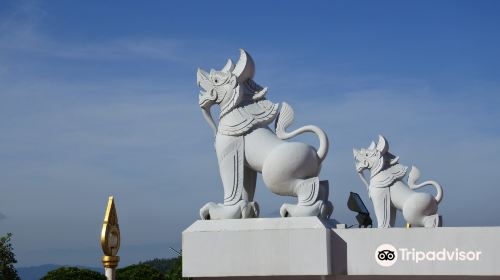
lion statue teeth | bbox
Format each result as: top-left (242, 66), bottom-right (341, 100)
top-left (196, 49), bottom-right (333, 220)
top-left (353, 135), bottom-right (444, 228)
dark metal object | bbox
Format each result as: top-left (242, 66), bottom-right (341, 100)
top-left (347, 192), bottom-right (373, 228)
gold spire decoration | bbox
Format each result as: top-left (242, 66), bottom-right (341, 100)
top-left (101, 196), bottom-right (120, 269)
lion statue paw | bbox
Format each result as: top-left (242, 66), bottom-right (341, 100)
top-left (280, 200), bottom-right (333, 219)
top-left (200, 201), bottom-right (259, 220)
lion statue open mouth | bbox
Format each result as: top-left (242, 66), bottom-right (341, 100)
top-left (196, 49), bottom-right (333, 220)
top-left (353, 135), bottom-right (443, 228)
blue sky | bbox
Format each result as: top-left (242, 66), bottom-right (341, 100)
top-left (0, 0), bottom-right (499, 268)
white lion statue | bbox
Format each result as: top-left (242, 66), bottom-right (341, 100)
top-left (353, 135), bottom-right (443, 228)
top-left (197, 49), bottom-right (333, 220)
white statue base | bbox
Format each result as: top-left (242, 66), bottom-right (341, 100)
top-left (183, 218), bottom-right (500, 279)
top-left (183, 217), bottom-right (336, 278)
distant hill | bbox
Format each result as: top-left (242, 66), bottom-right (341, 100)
top-left (16, 258), bottom-right (178, 280)
top-left (139, 258), bottom-right (178, 274)
top-left (17, 264), bottom-right (102, 280)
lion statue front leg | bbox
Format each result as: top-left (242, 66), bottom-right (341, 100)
top-left (369, 187), bottom-right (397, 228)
top-left (199, 134), bottom-right (259, 220)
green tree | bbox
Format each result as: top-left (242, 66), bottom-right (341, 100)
top-left (0, 233), bottom-right (20, 280)
top-left (116, 264), bottom-right (162, 280)
top-left (164, 257), bottom-right (183, 280)
top-left (139, 258), bottom-right (177, 274)
top-left (41, 267), bottom-right (106, 280)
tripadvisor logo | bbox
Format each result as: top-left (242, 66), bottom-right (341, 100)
top-left (375, 244), bottom-right (398, 267)
top-left (375, 244), bottom-right (482, 267)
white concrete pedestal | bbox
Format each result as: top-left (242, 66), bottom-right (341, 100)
top-left (182, 217), bottom-right (335, 278)
top-left (183, 217), bottom-right (500, 279)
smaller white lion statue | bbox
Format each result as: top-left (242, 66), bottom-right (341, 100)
top-left (353, 135), bottom-right (443, 228)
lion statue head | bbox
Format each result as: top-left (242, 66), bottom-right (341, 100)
top-left (196, 49), bottom-right (272, 136)
top-left (353, 135), bottom-right (399, 176)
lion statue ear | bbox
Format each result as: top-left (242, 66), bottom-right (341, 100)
top-left (232, 49), bottom-right (255, 83)
top-left (376, 135), bottom-right (389, 155)
top-left (221, 59), bottom-right (235, 72)
top-left (368, 141), bottom-right (376, 150)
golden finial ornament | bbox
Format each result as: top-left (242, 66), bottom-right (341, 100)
top-left (101, 196), bottom-right (120, 279)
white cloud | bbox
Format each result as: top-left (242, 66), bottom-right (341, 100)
top-left (0, 2), bottom-right (184, 63)
top-left (0, 3), bottom-right (237, 69)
